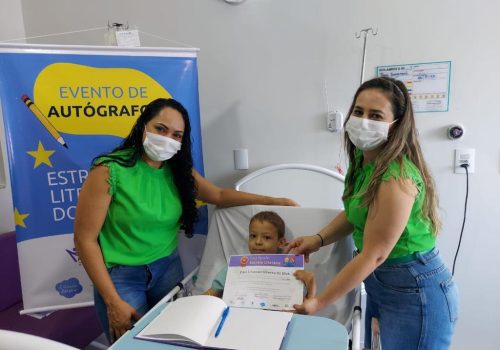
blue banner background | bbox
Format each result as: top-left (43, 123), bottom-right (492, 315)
top-left (0, 51), bottom-right (207, 243)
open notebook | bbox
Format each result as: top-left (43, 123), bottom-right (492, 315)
top-left (135, 295), bottom-right (292, 350)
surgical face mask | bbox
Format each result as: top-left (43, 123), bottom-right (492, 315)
top-left (345, 115), bottom-right (395, 151)
top-left (143, 131), bottom-right (182, 162)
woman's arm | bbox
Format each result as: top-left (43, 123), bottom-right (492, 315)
top-left (193, 170), bottom-right (298, 207)
top-left (318, 211), bottom-right (355, 246)
top-left (294, 178), bottom-right (417, 314)
top-left (285, 211), bottom-right (354, 262)
top-left (74, 166), bottom-right (138, 341)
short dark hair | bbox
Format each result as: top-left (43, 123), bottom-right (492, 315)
top-left (249, 211), bottom-right (285, 239)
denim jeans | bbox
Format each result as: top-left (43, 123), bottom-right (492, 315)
top-left (364, 248), bottom-right (459, 350)
top-left (94, 249), bottom-right (184, 342)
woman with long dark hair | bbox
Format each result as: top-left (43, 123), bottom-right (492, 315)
top-left (74, 98), bottom-right (296, 343)
top-left (286, 77), bottom-right (458, 349)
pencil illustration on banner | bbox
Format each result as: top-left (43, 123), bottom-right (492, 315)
top-left (21, 95), bottom-right (68, 149)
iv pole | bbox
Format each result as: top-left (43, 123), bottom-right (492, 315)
top-left (355, 28), bottom-right (378, 85)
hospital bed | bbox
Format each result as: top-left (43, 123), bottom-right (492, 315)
top-left (154, 164), bottom-right (363, 350)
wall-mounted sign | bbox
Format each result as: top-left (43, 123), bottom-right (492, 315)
top-left (377, 61), bottom-right (451, 113)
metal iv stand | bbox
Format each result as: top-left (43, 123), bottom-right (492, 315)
top-left (355, 28), bottom-right (378, 84)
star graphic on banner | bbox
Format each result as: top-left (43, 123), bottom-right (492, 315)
top-left (27, 141), bottom-right (55, 168)
top-left (14, 208), bottom-right (29, 228)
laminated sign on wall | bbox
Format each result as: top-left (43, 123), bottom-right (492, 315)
top-left (377, 61), bottom-right (451, 113)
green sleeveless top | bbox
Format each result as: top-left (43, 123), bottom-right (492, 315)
top-left (94, 149), bottom-right (182, 267)
top-left (343, 151), bottom-right (435, 259)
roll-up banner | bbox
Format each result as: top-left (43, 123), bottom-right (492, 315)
top-left (0, 44), bottom-right (207, 313)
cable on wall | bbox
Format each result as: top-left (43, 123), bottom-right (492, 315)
top-left (0, 25), bottom-right (197, 49)
top-left (452, 163), bottom-right (469, 276)
top-left (0, 27), bottom-right (107, 43)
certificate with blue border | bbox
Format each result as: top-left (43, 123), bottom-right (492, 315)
top-left (222, 254), bottom-right (305, 311)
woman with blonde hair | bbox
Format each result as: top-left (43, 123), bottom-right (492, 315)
top-left (287, 77), bottom-right (458, 350)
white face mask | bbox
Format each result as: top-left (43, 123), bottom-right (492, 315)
top-left (143, 131), bottom-right (182, 162)
top-left (345, 115), bottom-right (395, 151)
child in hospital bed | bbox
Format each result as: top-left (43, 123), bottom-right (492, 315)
top-left (204, 211), bottom-right (315, 301)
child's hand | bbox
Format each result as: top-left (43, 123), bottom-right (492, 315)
top-left (294, 270), bottom-right (316, 299)
top-left (203, 288), bottom-right (223, 298)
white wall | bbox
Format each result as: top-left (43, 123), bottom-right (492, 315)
top-left (4, 0), bottom-right (499, 348)
top-left (0, 0), bottom-right (25, 233)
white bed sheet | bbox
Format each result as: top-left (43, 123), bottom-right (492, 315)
top-left (193, 205), bottom-right (357, 328)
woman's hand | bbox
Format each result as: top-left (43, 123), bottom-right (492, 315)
top-left (107, 299), bottom-right (139, 342)
top-left (294, 270), bottom-right (317, 299)
top-left (273, 197), bottom-right (299, 207)
top-left (294, 270), bottom-right (321, 314)
top-left (293, 297), bottom-right (323, 315)
top-left (284, 235), bottom-right (322, 262)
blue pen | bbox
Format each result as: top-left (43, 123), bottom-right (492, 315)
top-left (214, 306), bottom-right (230, 338)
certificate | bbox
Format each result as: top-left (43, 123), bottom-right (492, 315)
top-left (222, 254), bottom-right (304, 311)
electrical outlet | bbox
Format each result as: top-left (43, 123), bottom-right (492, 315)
top-left (454, 149), bottom-right (475, 174)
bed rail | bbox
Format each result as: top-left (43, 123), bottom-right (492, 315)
top-left (234, 163), bottom-right (345, 191)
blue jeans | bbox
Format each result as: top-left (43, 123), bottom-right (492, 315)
top-left (364, 248), bottom-right (459, 350)
top-left (94, 250), bottom-right (184, 342)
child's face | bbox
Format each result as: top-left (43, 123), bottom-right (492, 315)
top-left (248, 220), bottom-right (285, 254)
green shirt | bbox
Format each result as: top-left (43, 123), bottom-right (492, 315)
top-left (94, 150), bottom-right (182, 267)
top-left (343, 151), bottom-right (435, 259)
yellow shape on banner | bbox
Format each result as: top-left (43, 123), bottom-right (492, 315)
top-left (14, 208), bottom-right (29, 228)
top-left (33, 63), bottom-right (172, 138)
top-left (27, 141), bottom-right (55, 168)
top-left (195, 199), bottom-right (207, 208)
